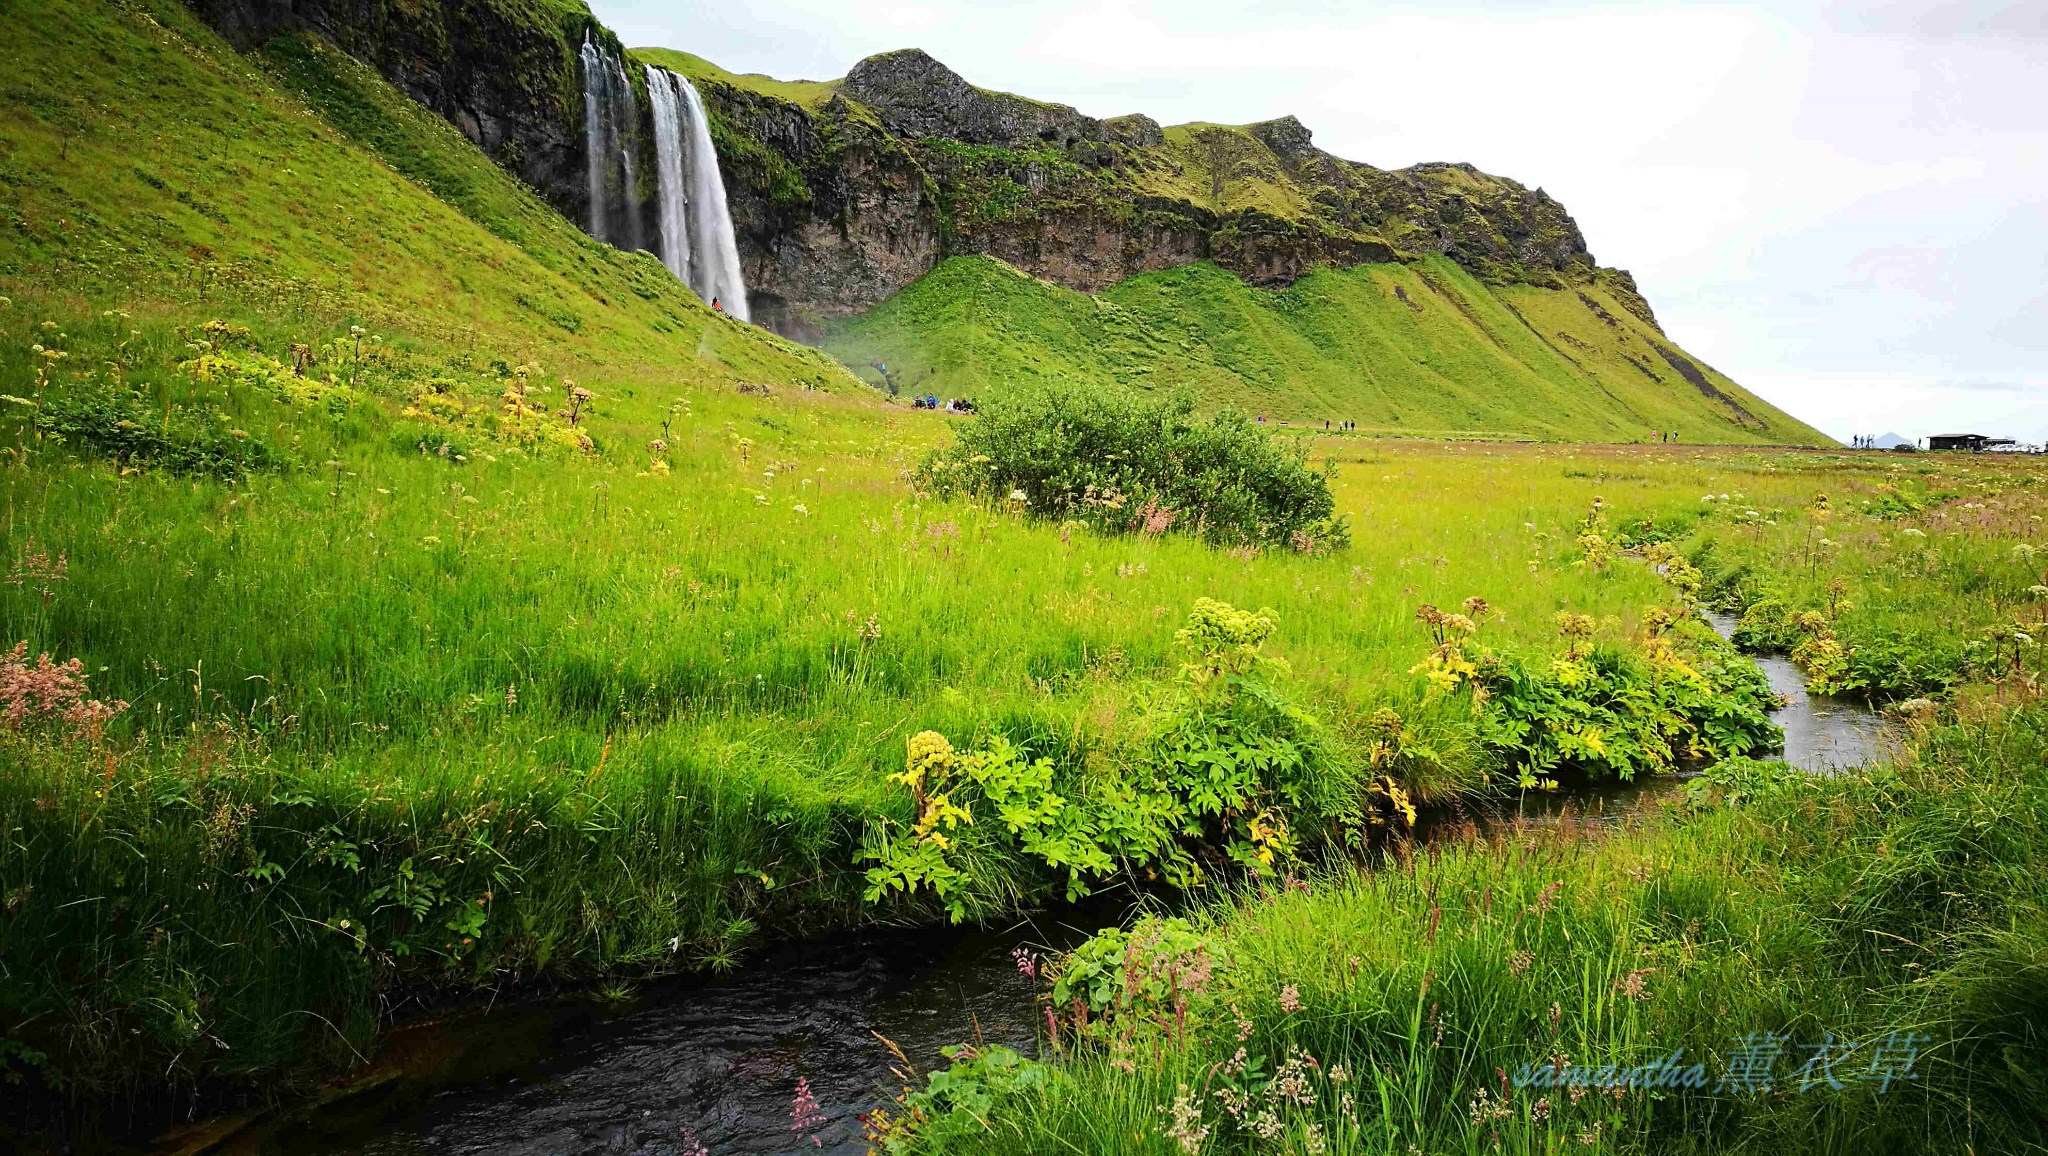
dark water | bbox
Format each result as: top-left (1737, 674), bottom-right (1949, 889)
top-left (157, 617), bottom-right (1892, 1156)
top-left (176, 913), bottom-right (1119, 1156)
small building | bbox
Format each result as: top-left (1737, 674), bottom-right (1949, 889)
top-left (1928, 433), bottom-right (2015, 452)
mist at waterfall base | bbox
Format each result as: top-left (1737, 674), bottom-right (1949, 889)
top-left (579, 37), bottom-right (749, 323)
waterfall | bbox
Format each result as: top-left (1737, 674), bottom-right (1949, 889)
top-left (586, 49), bottom-right (751, 323)
top-left (577, 35), bottom-right (611, 241)
top-left (645, 65), bottom-right (692, 283)
top-left (643, 67), bottom-right (750, 323)
top-left (608, 52), bottom-right (643, 255)
top-left (578, 36), bottom-right (643, 251)
top-left (677, 73), bottom-right (750, 321)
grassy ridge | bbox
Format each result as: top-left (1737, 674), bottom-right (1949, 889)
top-left (824, 256), bottom-right (1828, 445)
top-left (637, 47), bottom-right (847, 111)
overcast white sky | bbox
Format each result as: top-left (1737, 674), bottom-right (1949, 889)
top-left (594, 0), bottom-right (2048, 445)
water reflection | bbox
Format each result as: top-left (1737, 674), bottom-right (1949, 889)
top-left (206, 913), bottom-right (1115, 1156)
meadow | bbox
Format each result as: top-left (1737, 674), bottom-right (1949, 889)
top-left (870, 449), bottom-right (2048, 1156)
top-left (3, 272), bottom-right (2045, 1152)
top-left (2, 2), bottom-right (2045, 1149)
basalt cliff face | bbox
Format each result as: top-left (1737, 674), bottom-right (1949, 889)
top-left (658, 47), bottom-right (1660, 342)
top-left (183, 1), bottom-right (1659, 344)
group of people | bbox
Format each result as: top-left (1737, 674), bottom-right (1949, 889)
top-left (1655, 430), bottom-right (1681, 443)
top-left (911, 395), bottom-right (976, 414)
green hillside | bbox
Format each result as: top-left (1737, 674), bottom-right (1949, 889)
top-left (0, 0), bottom-right (853, 392)
top-left (826, 255), bottom-right (1828, 444)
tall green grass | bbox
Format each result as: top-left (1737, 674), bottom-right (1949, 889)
top-left (903, 701), bottom-right (2048, 1154)
top-left (0, 303), bottom-right (1873, 1109)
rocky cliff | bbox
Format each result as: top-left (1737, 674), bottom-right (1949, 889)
top-left (183, 1), bottom-right (1661, 344)
top-left (672, 47), bottom-right (1661, 341)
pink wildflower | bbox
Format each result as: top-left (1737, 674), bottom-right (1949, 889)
top-left (1614, 968), bottom-right (1655, 1001)
top-left (790, 1076), bottom-right (825, 1146)
top-left (0, 643), bottom-right (125, 742)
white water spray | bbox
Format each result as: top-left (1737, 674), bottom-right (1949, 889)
top-left (674, 72), bottom-right (749, 322)
top-left (645, 65), bottom-right (693, 286)
top-left (587, 52), bottom-right (751, 322)
top-left (578, 36), bottom-right (645, 251)
top-left (608, 52), bottom-right (642, 255)
top-left (577, 35), bottom-right (611, 241)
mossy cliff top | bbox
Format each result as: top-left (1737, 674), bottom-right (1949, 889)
top-left (666, 44), bottom-right (1649, 325)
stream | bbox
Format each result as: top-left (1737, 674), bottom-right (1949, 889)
top-left (159, 620), bottom-right (1893, 1156)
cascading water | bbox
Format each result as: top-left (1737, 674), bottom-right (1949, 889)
top-left (577, 35), bottom-right (612, 242)
top-left (585, 49), bottom-right (751, 322)
top-left (645, 66), bottom-right (693, 286)
top-left (578, 35), bottom-right (644, 252)
top-left (607, 52), bottom-right (643, 255)
top-left (659, 68), bottom-right (749, 319)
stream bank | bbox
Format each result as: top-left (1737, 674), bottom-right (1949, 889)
top-left (154, 624), bottom-right (1894, 1156)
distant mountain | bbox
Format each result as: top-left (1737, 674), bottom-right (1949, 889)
top-left (1873, 433), bottom-right (1915, 449)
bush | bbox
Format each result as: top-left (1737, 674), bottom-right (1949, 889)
top-left (30, 389), bottom-right (289, 479)
top-left (1416, 602), bottom-right (1782, 785)
top-left (858, 600), bottom-right (1390, 921)
top-left (915, 386), bottom-right (1347, 553)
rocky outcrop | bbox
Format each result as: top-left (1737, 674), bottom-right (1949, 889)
top-left (1248, 116), bottom-right (1316, 166)
top-left (183, 0), bottom-right (1657, 344)
top-left (706, 89), bottom-right (943, 342)
top-left (840, 49), bottom-right (1100, 148)
top-left (1102, 114), bottom-right (1165, 148)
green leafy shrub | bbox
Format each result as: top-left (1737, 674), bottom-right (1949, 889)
top-left (860, 600), bottom-right (1386, 920)
top-left (1861, 481), bottom-right (1958, 520)
top-left (183, 345), bottom-right (360, 414)
top-left (863, 1044), bottom-right (1049, 1154)
top-left (915, 385), bottom-right (1347, 553)
top-left (1048, 914), bottom-right (1226, 1029)
top-left (29, 390), bottom-right (289, 479)
top-left (1724, 594), bottom-right (1968, 700)
top-left (1613, 506), bottom-right (1707, 547)
top-left (1681, 755), bottom-right (1806, 810)
top-left (1423, 604), bottom-right (1781, 785)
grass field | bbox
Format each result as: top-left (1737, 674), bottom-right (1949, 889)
top-left (1, 289), bottom-right (2037, 1119)
top-left (0, 1), bottom-right (2043, 1151)
top-left (872, 450), bottom-right (2048, 1155)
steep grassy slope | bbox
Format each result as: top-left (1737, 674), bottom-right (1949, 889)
top-left (826, 255), bottom-right (1829, 444)
top-left (0, 0), bottom-right (853, 392)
